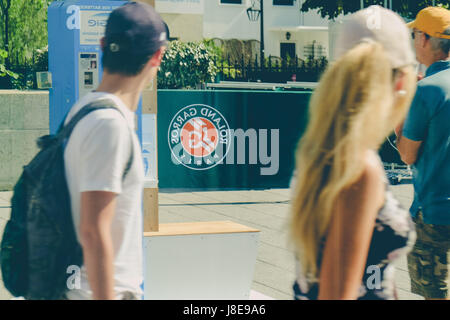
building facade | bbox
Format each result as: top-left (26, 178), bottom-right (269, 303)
top-left (155, 0), bottom-right (331, 60)
top-left (155, 0), bottom-right (204, 42)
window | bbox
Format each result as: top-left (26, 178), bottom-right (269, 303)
top-left (273, 0), bottom-right (294, 5)
top-left (220, 0), bottom-right (242, 4)
top-left (303, 41), bottom-right (326, 59)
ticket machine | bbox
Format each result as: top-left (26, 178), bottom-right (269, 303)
top-left (47, 0), bottom-right (143, 137)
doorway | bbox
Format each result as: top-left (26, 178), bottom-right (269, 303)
top-left (280, 42), bottom-right (296, 60)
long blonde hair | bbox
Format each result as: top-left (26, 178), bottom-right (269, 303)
top-left (290, 41), bottom-right (416, 278)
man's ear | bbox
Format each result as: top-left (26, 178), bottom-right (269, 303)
top-left (420, 33), bottom-right (429, 49)
top-left (149, 47), bottom-right (166, 67)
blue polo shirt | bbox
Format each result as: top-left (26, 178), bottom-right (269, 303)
top-left (402, 60), bottom-right (450, 225)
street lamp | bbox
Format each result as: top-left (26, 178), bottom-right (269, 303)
top-left (246, 0), bottom-right (264, 69)
top-left (246, 6), bottom-right (260, 22)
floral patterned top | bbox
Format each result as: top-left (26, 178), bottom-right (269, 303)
top-left (293, 179), bottom-right (417, 300)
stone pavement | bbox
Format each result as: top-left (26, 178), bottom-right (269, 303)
top-left (0, 184), bottom-right (423, 300)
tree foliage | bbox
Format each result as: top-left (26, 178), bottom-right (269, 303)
top-left (0, 0), bottom-right (51, 65)
top-left (301, 0), bottom-right (450, 20)
top-left (158, 40), bottom-right (219, 89)
top-left (0, 0), bottom-right (12, 68)
top-left (0, 49), bottom-right (18, 78)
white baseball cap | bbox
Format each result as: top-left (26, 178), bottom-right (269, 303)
top-left (333, 5), bottom-right (416, 69)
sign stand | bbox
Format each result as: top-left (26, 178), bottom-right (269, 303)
top-left (141, 0), bottom-right (159, 232)
top-left (142, 80), bottom-right (159, 232)
top-left (138, 0), bottom-right (261, 300)
top-left (141, 78), bottom-right (261, 300)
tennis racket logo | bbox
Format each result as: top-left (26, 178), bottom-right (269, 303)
top-left (181, 118), bottom-right (218, 157)
top-left (168, 104), bottom-right (231, 170)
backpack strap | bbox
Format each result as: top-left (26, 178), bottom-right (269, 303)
top-left (58, 99), bottom-right (134, 180)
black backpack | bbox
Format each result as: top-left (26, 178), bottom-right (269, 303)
top-left (0, 99), bottom-right (133, 300)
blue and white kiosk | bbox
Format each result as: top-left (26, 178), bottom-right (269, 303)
top-left (48, 0), bottom-right (136, 133)
top-left (47, 0), bottom-right (259, 300)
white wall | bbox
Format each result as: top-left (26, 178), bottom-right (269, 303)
top-left (203, 0), bottom-right (330, 58)
top-left (203, 0), bottom-right (258, 40)
top-left (267, 30), bottom-right (329, 60)
top-left (0, 91), bottom-right (49, 191)
top-left (155, 0), bottom-right (332, 59)
top-left (156, 0), bottom-right (204, 14)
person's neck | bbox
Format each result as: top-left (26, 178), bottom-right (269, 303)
top-left (95, 71), bottom-right (145, 112)
top-left (424, 53), bottom-right (450, 68)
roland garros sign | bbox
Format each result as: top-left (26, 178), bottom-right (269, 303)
top-left (168, 104), bottom-right (231, 170)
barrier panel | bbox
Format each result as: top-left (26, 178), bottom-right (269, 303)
top-left (157, 89), bottom-right (311, 189)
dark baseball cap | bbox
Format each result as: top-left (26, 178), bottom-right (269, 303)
top-left (104, 1), bottom-right (169, 57)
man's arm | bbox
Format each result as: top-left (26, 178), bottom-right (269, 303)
top-left (395, 122), bottom-right (423, 165)
top-left (79, 191), bottom-right (117, 300)
top-left (76, 116), bottom-right (130, 299)
top-left (396, 84), bottom-right (430, 165)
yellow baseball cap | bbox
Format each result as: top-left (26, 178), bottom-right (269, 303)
top-left (407, 6), bottom-right (450, 39)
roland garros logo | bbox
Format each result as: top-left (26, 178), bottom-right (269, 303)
top-left (168, 104), bottom-right (231, 170)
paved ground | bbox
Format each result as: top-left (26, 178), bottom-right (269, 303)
top-left (0, 184), bottom-right (423, 300)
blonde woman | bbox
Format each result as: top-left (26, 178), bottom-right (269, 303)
top-left (291, 6), bottom-right (418, 300)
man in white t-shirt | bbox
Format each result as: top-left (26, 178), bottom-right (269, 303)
top-left (63, 2), bottom-right (168, 300)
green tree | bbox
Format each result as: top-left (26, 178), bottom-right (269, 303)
top-left (301, 0), bottom-right (450, 20)
top-left (0, 48), bottom-right (18, 79)
top-left (0, 0), bottom-right (50, 88)
top-left (6, 0), bottom-right (50, 65)
top-left (158, 40), bottom-right (219, 89)
top-left (0, 0), bottom-right (12, 68)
